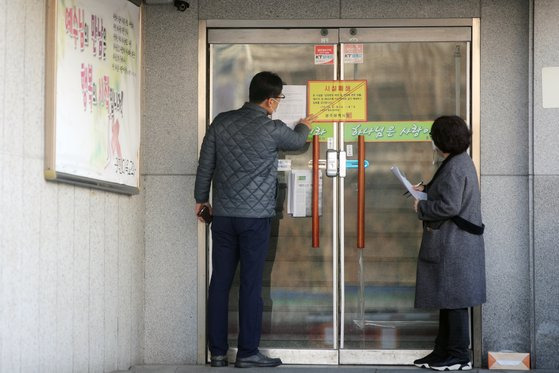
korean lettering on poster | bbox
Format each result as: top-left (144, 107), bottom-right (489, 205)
top-left (307, 80), bottom-right (367, 122)
top-left (54, 0), bottom-right (140, 189)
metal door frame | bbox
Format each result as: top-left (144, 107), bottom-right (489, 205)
top-left (337, 25), bottom-right (477, 365)
top-left (197, 18), bottom-right (481, 366)
top-left (203, 26), bottom-right (341, 366)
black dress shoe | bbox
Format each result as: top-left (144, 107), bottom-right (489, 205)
top-left (210, 355), bottom-right (228, 367)
top-left (234, 352), bottom-right (282, 368)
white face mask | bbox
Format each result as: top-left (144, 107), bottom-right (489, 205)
top-left (270, 98), bottom-right (279, 114)
top-left (431, 140), bottom-right (439, 152)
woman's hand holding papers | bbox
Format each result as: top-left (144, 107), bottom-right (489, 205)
top-left (412, 181), bottom-right (424, 212)
top-left (412, 181), bottom-right (425, 192)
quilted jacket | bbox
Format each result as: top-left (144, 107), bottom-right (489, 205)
top-left (194, 102), bottom-right (310, 218)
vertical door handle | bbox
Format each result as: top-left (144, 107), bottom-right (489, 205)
top-left (339, 150), bottom-right (347, 178)
top-left (357, 135), bottom-right (365, 249)
top-left (312, 135), bottom-right (320, 248)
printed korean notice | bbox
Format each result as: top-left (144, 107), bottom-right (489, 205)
top-left (307, 80), bottom-right (367, 122)
top-left (271, 85), bottom-right (336, 143)
top-left (272, 85), bottom-right (307, 129)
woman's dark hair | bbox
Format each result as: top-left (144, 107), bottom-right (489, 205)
top-left (430, 115), bottom-right (471, 154)
top-left (249, 71), bottom-right (283, 103)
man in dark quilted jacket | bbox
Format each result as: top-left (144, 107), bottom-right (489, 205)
top-left (194, 71), bottom-right (315, 368)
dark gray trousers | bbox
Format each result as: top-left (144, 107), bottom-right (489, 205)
top-left (435, 308), bottom-right (470, 360)
top-left (207, 216), bottom-right (271, 359)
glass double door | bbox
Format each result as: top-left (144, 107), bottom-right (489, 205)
top-left (207, 25), bottom-right (471, 365)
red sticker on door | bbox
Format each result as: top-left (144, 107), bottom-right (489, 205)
top-left (314, 45), bottom-right (335, 65)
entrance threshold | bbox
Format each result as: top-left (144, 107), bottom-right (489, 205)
top-left (114, 364), bottom-right (500, 373)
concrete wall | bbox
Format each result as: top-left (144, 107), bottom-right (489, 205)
top-left (142, 1), bottom-right (200, 364)
top-left (0, 1), bottom-right (145, 371)
top-left (479, 0), bottom-right (532, 365)
top-left (533, 0), bottom-right (559, 369)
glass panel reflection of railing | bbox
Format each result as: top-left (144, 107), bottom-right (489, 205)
top-left (228, 283), bottom-right (334, 348)
top-left (344, 284), bottom-right (437, 349)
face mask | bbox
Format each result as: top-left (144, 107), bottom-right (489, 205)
top-left (431, 140), bottom-right (439, 152)
top-left (270, 98), bottom-right (279, 114)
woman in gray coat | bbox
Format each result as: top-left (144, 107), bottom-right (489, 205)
top-left (412, 116), bottom-right (486, 371)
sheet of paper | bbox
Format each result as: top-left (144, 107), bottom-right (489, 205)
top-left (277, 159), bottom-right (291, 172)
top-left (272, 85), bottom-right (307, 129)
top-left (390, 166), bottom-right (427, 200)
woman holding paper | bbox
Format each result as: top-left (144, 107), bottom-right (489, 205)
top-left (411, 116), bottom-right (486, 371)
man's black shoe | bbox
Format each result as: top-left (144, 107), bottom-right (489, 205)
top-left (210, 355), bottom-right (228, 367)
top-left (430, 355), bottom-right (472, 371)
top-left (234, 352), bottom-right (282, 368)
top-left (414, 350), bottom-right (446, 368)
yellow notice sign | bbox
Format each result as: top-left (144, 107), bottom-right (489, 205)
top-left (307, 80), bottom-right (367, 122)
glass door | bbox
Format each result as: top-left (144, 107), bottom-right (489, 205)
top-left (339, 27), bottom-right (471, 364)
top-left (208, 28), bottom-right (340, 364)
top-left (206, 24), bottom-right (473, 365)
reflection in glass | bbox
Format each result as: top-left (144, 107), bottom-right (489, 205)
top-left (211, 44), bottom-right (335, 349)
top-left (209, 40), bottom-right (470, 351)
top-left (342, 42), bottom-right (468, 349)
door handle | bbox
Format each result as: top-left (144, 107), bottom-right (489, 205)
top-left (312, 135), bottom-right (320, 248)
top-left (339, 150), bottom-right (347, 178)
top-left (357, 135), bottom-right (365, 249)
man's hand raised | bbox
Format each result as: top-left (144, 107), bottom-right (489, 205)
top-left (299, 113), bottom-right (318, 129)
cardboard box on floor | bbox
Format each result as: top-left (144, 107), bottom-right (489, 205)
top-left (488, 351), bottom-right (530, 370)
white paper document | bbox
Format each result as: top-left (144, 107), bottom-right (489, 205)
top-left (390, 166), bottom-right (427, 200)
top-left (272, 85), bottom-right (307, 129)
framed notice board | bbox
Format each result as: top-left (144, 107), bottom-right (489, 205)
top-left (45, 0), bottom-right (142, 195)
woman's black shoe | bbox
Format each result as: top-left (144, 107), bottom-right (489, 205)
top-left (414, 350), bottom-right (446, 368)
top-left (430, 355), bottom-right (472, 371)
top-left (210, 355), bottom-right (228, 367)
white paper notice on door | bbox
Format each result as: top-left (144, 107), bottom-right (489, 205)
top-left (272, 85), bottom-right (307, 129)
top-left (287, 169), bottom-right (323, 217)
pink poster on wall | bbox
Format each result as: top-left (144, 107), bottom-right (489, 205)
top-left (46, 0), bottom-right (141, 194)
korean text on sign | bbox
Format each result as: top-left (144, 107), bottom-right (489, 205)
top-left (307, 80), bottom-right (367, 122)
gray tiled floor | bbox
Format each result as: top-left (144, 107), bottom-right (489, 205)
top-left (113, 365), bottom-right (559, 373)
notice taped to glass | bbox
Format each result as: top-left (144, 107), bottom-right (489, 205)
top-left (307, 80), bottom-right (367, 123)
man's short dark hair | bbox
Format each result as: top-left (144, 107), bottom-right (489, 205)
top-left (249, 71), bottom-right (283, 103)
top-left (430, 115), bottom-right (471, 155)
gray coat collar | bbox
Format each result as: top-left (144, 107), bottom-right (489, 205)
top-left (242, 102), bottom-right (268, 115)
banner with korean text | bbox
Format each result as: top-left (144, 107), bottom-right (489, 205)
top-left (45, 0), bottom-right (141, 194)
top-left (344, 121), bottom-right (433, 142)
